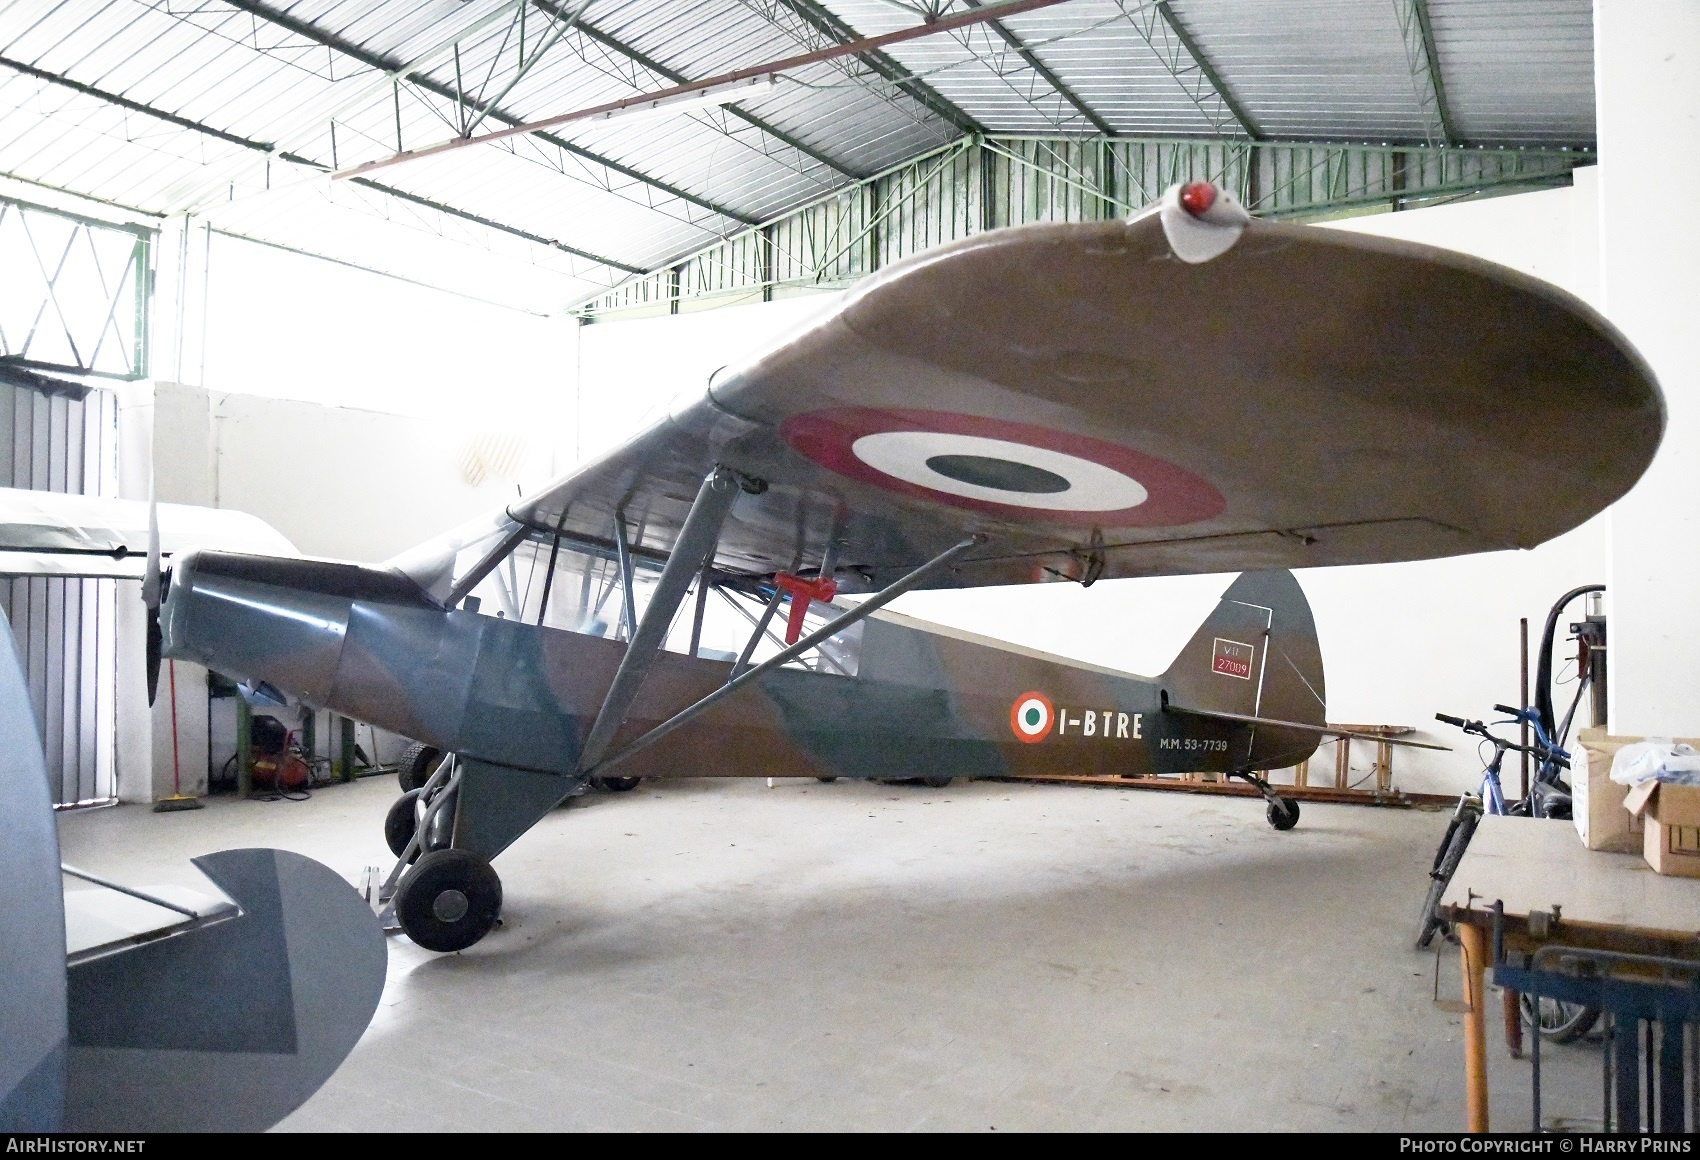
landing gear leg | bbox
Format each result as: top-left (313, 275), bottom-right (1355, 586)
top-left (376, 756), bottom-right (506, 952)
top-left (1233, 769), bottom-right (1300, 831)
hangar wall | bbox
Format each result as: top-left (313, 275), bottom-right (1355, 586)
top-left (572, 179), bottom-right (1611, 796)
top-left (115, 233), bottom-right (574, 799)
top-left (1596, 0), bottom-right (1700, 738)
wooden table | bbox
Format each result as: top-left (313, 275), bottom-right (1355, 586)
top-left (1439, 814), bottom-right (1700, 1132)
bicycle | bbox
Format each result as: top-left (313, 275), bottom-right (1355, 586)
top-left (1416, 704), bottom-right (1569, 951)
top-left (1416, 705), bottom-right (1598, 1043)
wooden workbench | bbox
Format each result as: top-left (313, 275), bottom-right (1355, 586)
top-left (1439, 814), bottom-right (1700, 1131)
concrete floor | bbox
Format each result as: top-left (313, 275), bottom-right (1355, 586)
top-left (58, 776), bottom-right (1605, 1132)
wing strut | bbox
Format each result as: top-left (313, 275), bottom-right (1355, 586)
top-left (587, 534), bottom-right (984, 780)
top-left (575, 468), bottom-right (743, 774)
top-left (612, 510), bottom-right (638, 641)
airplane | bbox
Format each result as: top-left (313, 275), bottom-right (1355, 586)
top-left (0, 587), bottom-right (385, 1132)
top-left (15, 180), bottom-right (1665, 956)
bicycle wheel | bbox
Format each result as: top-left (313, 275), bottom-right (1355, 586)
top-left (1415, 808), bottom-right (1480, 950)
top-left (1520, 993), bottom-right (1600, 1044)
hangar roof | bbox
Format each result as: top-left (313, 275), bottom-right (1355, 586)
top-left (0, 0), bottom-right (1595, 311)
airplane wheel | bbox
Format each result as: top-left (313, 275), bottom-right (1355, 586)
top-left (816, 776), bottom-right (838, 783)
top-left (397, 742), bottom-right (444, 793)
top-left (385, 789), bottom-right (422, 858)
top-left (394, 849), bottom-right (502, 953)
top-left (922, 775), bottom-right (953, 788)
top-left (601, 775), bottom-right (641, 792)
top-left (1267, 797), bottom-right (1300, 831)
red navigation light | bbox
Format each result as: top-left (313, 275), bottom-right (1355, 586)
top-left (1179, 181), bottom-right (1217, 217)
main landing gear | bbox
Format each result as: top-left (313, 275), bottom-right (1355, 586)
top-left (393, 849), bottom-right (503, 953)
top-left (1231, 769), bottom-right (1301, 831)
top-left (379, 752), bottom-right (504, 952)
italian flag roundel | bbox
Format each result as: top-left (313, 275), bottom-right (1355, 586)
top-left (1010, 692), bottom-right (1054, 743)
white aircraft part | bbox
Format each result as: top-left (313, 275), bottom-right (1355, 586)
top-left (0, 615), bottom-right (66, 1130)
top-left (0, 488), bottom-right (297, 578)
top-left (1157, 181), bottom-right (1251, 264)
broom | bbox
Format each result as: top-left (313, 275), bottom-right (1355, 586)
top-left (153, 659), bottom-right (203, 812)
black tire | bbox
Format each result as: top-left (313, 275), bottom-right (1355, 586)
top-left (1520, 994), bottom-right (1601, 1044)
top-left (385, 789), bottom-right (422, 858)
top-left (1267, 797), bottom-right (1300, 831)
top-left (922, 775), bottom-right (954, 788)
top-left (816, 776), bottom-right (839, 783)
top-left (1416, 809), bottom-right (1480, 950)
top-left (394, 848), bottom-right (503, 953)
top-left (601, 775), bottom-right (641, 792)
top-left (397, 742), bottom-right (444, 793)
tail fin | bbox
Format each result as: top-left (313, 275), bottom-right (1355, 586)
top-left (1157, 570), bottom-right (1326, 771)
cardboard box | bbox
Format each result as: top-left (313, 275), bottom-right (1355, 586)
top-left (1574, 728), bottom-right (1646, 852)
top-left (1624, 779), bottom-right (1700, 877)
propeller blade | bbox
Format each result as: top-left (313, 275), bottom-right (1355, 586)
top-left (146, 611), bottom-right (161, 707)
top-left (142, 467), bottom-right (162, 705)
top-left (141, 480), bottom-right (160, 611)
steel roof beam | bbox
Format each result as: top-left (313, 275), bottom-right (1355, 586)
top-left (1152, 2), bottom-right (1262, 140)
top-left (766, 0), bottom-right (985, 135)
top-left (959, 0), bottom-right (1116, 136)
top-left (1396, 0), bottom-right (1457, 145)
top-left (339, 0), bottom-right (1074, 181)
top-left (534, 1), bottom-right (861, 180)
top-left (218, 0), bottom-right (759, 225)
top-left (0, 54), bottom-right (643, 275)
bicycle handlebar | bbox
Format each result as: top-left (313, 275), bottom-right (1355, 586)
top-left (1434, 709), bottom-right (1571, 770)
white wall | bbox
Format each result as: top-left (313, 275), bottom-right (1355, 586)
top-left (202, 233), bottom-right (576, 429)
top-left (210, 393), bottom-right (544, 563)
top-left (1596, 0), bottom-right (1700, 737)
top-left (572, 184), bottom-right (1617, 795)
top-left (575, 295), bottom-right (842, 461)
top-left (114, 233), bottom-right (580, 798)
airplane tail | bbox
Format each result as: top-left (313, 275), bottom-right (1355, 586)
top-left (1157, 570), bottom-right (1326, 771)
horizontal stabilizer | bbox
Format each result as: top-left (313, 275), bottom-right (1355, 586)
top-left (1164, 703), bottom-right (1452, 751)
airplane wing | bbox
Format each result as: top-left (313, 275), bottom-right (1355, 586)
top-left (509, 204), bottom-right (1662, 591)
top-left (0, 488), bottom-right (298, 579)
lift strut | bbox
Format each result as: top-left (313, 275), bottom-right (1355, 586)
top-left (586, 534), bottom-right (983, 780)
top-left (575, 467), bottom-right (743, 774)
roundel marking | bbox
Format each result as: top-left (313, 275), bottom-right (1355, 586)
top-left (1010, 691), bottom-right (1055, 744)
top-left (779, 408), bottom-right (1225, 527)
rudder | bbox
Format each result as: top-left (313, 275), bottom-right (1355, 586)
top-left (1157, 571), bottom-right (1326, 771)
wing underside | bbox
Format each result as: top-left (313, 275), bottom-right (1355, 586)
top-left (510, 214), bottom-right (1661, 592)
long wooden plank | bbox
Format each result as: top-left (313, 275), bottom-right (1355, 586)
top-left (1001, 772), bottom-right (1454, 807)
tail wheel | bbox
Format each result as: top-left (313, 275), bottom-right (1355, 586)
top-left (600, 775), bottom-right (641, 792)
top-left (384, 789), bottom-right (422, 859)
top-left (1266, 797), bottom-right (1300, 831)
top-left (394, 849), bottom-right (502, 953)
top-left (397, 742), bottom-right (445, 793)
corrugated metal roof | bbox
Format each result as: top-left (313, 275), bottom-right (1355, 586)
top-left (0, 0), bottom-right (1599, 311)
